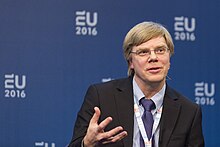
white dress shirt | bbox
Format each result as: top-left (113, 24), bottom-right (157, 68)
top-left (132, 78), bottom-right (165, 147)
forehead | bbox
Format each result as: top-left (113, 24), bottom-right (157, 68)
top-left (134, 36), bottom-right (167, 49)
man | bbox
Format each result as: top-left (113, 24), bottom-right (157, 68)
top-left (69, 21), bottom-right (204, 147)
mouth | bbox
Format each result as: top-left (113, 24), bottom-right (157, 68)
top-left (146, 67), bottom-right (162, 73)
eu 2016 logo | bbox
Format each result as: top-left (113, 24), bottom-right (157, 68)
top-left (75, 10), bottom-right (98, 36)
top-left (4, 74), bottom-right (26, 98)
top-left (195, 82), bottom-right (215, 106)
top-left (174, 16), bottom-right (196, 41)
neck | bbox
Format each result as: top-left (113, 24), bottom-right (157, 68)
top-left (134, 76), bottom-right (165, 99)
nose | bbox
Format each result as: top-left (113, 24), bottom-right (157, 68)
top-left (148, 50), bottom-right (158, 62)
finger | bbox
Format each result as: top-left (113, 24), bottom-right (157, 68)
top-left (101, 130), bottom-right (128, 144)
top-left (98, 117), bottom-right (112, 131)
top-left (98, 126), bottom-right (123, 142)
top-left (110, 131), bottom-right (128, 143)
top-left (102, 126), bottom-right (124, 138)
top-left (90, 107), bottom-right (101, 124)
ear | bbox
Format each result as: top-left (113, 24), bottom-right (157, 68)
top-left (129, 59), bottom-right (134, 69)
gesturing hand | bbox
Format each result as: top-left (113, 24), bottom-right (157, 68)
top-left (83, 107), bottom-right (128, 147)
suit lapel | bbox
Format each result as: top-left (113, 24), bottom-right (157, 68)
top-left (159, 86), bottom-right (181, 147)
top-left (114, 77), bottom-right (134, 147)
top-left (112, 79), bottom-right (181, 147)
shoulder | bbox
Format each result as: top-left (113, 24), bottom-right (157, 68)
top-left (89, 77), bottom-right (132, 90)
top-left (165, 85), bottom-right (199, 109)
top-left (164, 85), bottom-right (202, 125)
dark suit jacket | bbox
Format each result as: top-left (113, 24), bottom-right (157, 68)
top-left (69, 77), bottom-right (204, 147)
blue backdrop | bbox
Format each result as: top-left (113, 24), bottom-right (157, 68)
top-left (0, 0), bottom-right (219, 146)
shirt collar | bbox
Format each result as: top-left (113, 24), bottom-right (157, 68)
top-left (133, 78), bottom-right (165, 112)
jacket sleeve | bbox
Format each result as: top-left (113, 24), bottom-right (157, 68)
top-left (68, 85), bottom-right (100, 147)
top-left (187, 106), bottom-right (205, 147)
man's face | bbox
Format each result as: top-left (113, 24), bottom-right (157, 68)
top-left (129, 36), bottom-right (170, 85)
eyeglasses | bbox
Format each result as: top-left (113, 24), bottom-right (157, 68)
top-left (130, 46), bottom-right (170, 57)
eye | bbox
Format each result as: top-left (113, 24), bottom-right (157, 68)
top-left (137, 49), bottom-right (149, 56)
top-left (155, 47), bottom-right (166, 54)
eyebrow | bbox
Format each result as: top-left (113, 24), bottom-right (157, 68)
top-left (137, 45), bottom-right (168, 50)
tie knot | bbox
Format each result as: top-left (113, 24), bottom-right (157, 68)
top-left (140, 98), bottom-right (155, 111)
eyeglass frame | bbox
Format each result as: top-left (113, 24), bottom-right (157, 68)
top-left (129, 46), bottom-right (170, 57)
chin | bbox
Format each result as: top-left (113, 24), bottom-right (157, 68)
top-left (147, 76), bottom-right (166, 83)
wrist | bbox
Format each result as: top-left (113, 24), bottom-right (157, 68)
top-left (83, 136), bottom-right (94, 147)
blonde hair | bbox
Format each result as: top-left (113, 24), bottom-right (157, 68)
top-left (123, 21), bottom-right (174, 76)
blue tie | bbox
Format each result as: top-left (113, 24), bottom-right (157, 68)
top-left (140, 98), bottom-right (155, 147)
